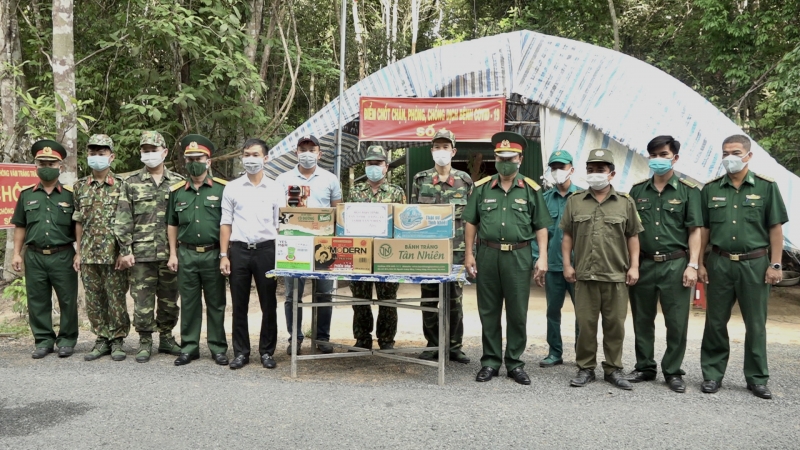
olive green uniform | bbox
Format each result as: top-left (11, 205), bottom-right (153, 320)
top-left (700, 171), bottom-right (788, 385)
top-left (11, 183), bottom-right (79, 349)
top-left (629, 174), bottom-right (702, 377)
top-left (463, 173), bottom-right (551, 371)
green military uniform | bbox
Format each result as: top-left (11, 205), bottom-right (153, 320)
top-left (700, 170), bottom-right (788, 385)
top-left (411, 130), bottom-right (473, 360)
top-left (10, 140), bottom-right (79, 354)
top-left (113, 131), bottom-right (183, 359)
top-left (349, 146), bottom-right (405, 350)
top-left (462, 132), bottom-right (552, 372)
top-left (628, 174), bottom-right (702, 378)
top-left (167, 134), bottom-right (228, 359)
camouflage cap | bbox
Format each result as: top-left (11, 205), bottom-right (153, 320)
top-left (88, 134), bottom-right (114, 151)
top-left (432, 129), bottom-right (456, 146)
top-left (586, 148), bottom-right (615, 166)
top-left (140, 131), bottom-right (166, 148)
top-left (364, 145), bottom-right (387, 161)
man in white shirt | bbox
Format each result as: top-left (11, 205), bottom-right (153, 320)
top-left (220, 138), bottom-right (286, 369)
top-left (275, 135), bottom-right (342, 354)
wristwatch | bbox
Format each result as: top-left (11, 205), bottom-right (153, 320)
top-left (219, 252), bottom-right (228, 259)
top-left (687, 263), bottom-right (699, 270)
top-left (770, 263), bottom-right (782, 270)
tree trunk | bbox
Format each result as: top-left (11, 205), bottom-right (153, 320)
top-left (257, 0), bottom-right (280, 108)
top-left (390, 0), bottom-right (398, 62)
top-left (410, 0), bottom-right (419, 55)
top-left (607, 0), bottom-right (620, 52)
top-left (244, 0), bottom-right (264, 104)
top-left (52, 0), bottom-right (77, 185)
top-left (352, 0), bottom-right (367, 80)
top-left (2, 0), bottom-right (21, 281)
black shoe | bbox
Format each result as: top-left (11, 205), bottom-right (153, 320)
top-left (261, 354), bottom-right (277, 369)
top-left (213, 353), bottom-right (229, 366)
top-left (32, 347), bottom-right (54, 359)
top-left (317, 341), bottom-right (334, 354)
top-left (379, 342), bottom-right (394, 350)
top-left (475, 366), bottom-right (499, 382)
top-left (229, 355), bottom-right (249, 370)
top-left (57, 346), bottom-right (74, 358)
top-left (570, 369), bottom-right (596, 387)
top-left (449, 351), bottom-right (470, 364)
top-left (604, 370), bottom-right (633, 390)
top-left (747, 383), bottom-right (772, 399)
top-left (626, 370), bottom-right (656, 383)
top-left (349, 339), bottom-right (373, 352)
top-left (287, 343), bottom-right (303, 356)
top-left (174, 353), bottom-right (199, 366)
top-left (701, 379), bottom-right (721, 394)
top-left (666, 375), bottom-right (686, 393)
top-left (507, 367), bottom-right (531, 385)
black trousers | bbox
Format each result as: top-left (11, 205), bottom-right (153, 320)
top-left (230, 241), bottom-right (277, 358)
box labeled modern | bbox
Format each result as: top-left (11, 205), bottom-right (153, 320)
top-left (278, 207), bottom-right (335, 236)
top-left (335, 203), bottom-right (393, 238)
top-left (373, 239), bottom-right (452, 275)
top-left (313, 237), bottom-right (373, 274)
top-left (275, 236), bottom-right (315, 271)
top-left (393, 204), bottom-right (455, 239)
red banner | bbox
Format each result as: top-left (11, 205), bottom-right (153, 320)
top-left (359, 96), bottom-right (506, 142)
top-left (0, 163), bottom-right (39, 228)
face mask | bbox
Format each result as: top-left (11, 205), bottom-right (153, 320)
top-left (141, 152), bottom-right (164, 168)
top-left (186, 161), bottom-right (208, 177)
top-left (88, 155), bottom-right (111, 171)
top-left (432, 150), bottom-right (452, 167)
top-left (553, 169), bottom-right (572, 185)
top-left (495, 161), bottom-right (519, 177)
top-left (243, 156), bottom-right (264, 174)
top-left (722, 154), bottom-right (748, 174)
top-left (586, 173), bottom-right (610, 190)
top-left (37, 167), bottom-right (60, 182)
top-left (648, 157), bottom-right (674, 176)
top-left (365, 165), bottom-right (385, 182)
top-left (298, 152), bottom-right (318, 169)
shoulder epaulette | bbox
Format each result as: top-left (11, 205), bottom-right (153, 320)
top-left (632, 178), bottom-right (649, 186)
top-left (523, 177), bottom-right (541, 191)
top-left (474, 176), bottom-right (492, 187)
top-left (413, 169), bottom-right (431, 179)
top-left (20, 183), bottom-right (35, 192)
top-left (618, 191), bottom-right (630, 198)
top-left (707, 174), bottom-right (725, 183)
top-left (213, 177), bottom-right (228, 185)
top-left (679, 178), bottom-right (698, 188)
top-left (755, 173), bottom-right (775, 182)
top-left (170, 180), bottom-right (187, 191)
top-left (453, 169), bottom-right (473, 183)
top-left (62, 184), bottom-right (73, 192)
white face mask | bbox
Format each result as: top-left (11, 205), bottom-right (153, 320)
top-left (297, 152), bottom-right (318, 169)
top-left (242, 156), bottom-right (264, 174)
top-left (722, 154), bottom-right (748, 174)
top-left (586, 173), bottom-right (610, 190)
top-left (432, 150), bottom-right (452, 167)
top-left (553, 169), bottom-right (572, 185)
top-left (141, 151), bottom-right (165, 168)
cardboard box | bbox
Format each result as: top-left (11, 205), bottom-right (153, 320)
top-left (393, 204), bottom-right (455, 239)
top-left (335, 203), bottom-right (393, 238)
top-left (275, 236), bottom-right (315, 271)
top-left (278, 207), bottom-right (335, 236)
top-left (313, 236), bottom-right (373, 274)
top-left (373, 239), bottom-right (452, 275)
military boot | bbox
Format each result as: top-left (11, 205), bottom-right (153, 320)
top-left (158, 334), bottom-right (182, 356)
top-left (110, 338), bottom-right (127, 362)
top-left (136, 334), bottom-right (153, 363)
top-left (84, 339), bottom-right (111, 361)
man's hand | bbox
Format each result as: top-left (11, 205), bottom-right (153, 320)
top-left (698, 266), bottom-right (709, 284)
top-left (220, 256), bottom-right (230, 277)
top-left (464, 253), bottom-right (477, 278)
top-left (119, 254), bottom-right (135, 269)
top-left (682, 266), bottom-right (698, 288)
top-left (626, 267), bottom-right (639, 286)
top-left (73, 253), bottom-right (81, 272)
top-left (12, 254), bottom-right (23, 272)
top-left (765, 267), bottom-right (782, 285)
top-left (114, 255), bottom-right (126, 271)
top-left (533, 257), bottom-right (547, 287)
top-left (167, 255), bottom-right (179, 273)
top-left (563, 264), bottom-right (576, 283)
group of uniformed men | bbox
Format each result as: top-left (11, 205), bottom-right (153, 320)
top-left (11, 128), bottom-right (787, 399)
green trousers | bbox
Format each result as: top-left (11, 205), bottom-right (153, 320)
top-left (177, 247), bottom-right (228, 356)
top-left (575, 280), bottom-right (628, 375)
top-left (24, 249), bottom-right (79, 348)
top-left (420, 281), bottom-right (464, 351)
top-left (476, 246), bottom-right (532, 371)
top-left (629, 258), bottom-right (691, 377)
top-left (701, 252), bottom-right (770, 385)
top-left (544, 271), bottom-right (577, 359)
top-left (350, 281), bottom-right (399, 347)
top-left (82, 264), bottom-right (130, 341)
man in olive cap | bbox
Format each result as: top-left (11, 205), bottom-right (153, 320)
top-left (11, 140), bottom-right (79, 359)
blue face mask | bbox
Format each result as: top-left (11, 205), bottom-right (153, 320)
top-left (87, 155), bottom-right (111, 171)
top-left (648, 157), bottom-right (673, 176)
top-left (365, 165), bottom-right (384, 182)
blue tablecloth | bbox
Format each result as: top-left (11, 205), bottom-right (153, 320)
top-left (267, 265), bottom-right (469, 284)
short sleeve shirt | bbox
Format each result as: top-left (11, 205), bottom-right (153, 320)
top-left (11, 183), bottom-right (75, 248)
top-left (167, 176), bottom-right (226, 245)
top-left (275, 166), bottom-right (342, 207)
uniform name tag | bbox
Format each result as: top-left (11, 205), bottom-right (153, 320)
top-left (636, 198), bottom-right (649, 203)
top-left (58, 202), bottom-right (71, 207)
top-left (207, 195), bottom-right (219, 201)
top-left (746, 194), bottom-right (761, 200)
top-left (712, 197), bottom-right (726, 201)
top-left (177, 201), bottom-right (188, 207)
top-left (668, 199), bottom-right (682, 205)
top-left (26, 200), bottom-right (38, 205)
top-left (514, 198), bottom-right (526, 204)
top-left (484, 199), bottom-right (496, 203)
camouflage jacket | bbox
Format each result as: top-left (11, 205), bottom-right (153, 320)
top-left (73, 173), bottom-right (126, 264)
top-left (411, 168), bottom-right (473, 252)
top-left (348, 181), bottom-right (406, 204)
top-left (113, 167), bottom-right (184, 262)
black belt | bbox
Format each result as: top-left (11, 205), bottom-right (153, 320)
top-left (711, 246), bottom-right (768, 262)
top-left (232, 240), bottom-right (274, 250)
top-left (180, 242), bottom-right (220, 253)
top-left (27, 244), bottom-right (73, 255)
top-left (640, 250), bottom-right (687, 262)
top-left (479, 239), bottom-right (529, 251)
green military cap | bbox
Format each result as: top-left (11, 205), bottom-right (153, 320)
top-left (364, 145), bottom-right (387, 161)
top-left (586, 148), bottom-right (615, 166)
top-left (180, 134), bottom-right (215, 157)
top-left (140, 130), bottom-right (167, 148)
top-left (432, 129), bottom-right (456, 146)
top-left (88, 134), bottom-right (114, 151)
top-left (491, 131), bottom-right (527, 157)
top-left (31, 139), bottom-right (67, 161)
top-left (548, 150), bottom-right (573, 165)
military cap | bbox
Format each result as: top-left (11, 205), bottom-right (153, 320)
top-left (491, 131), bottom-right (527, 158)
top-left (31, 139), bottom-right (67, 161)
top-left (432, 129), bottom-right (456, 146)
top-left (364, 145), bottom-right (387, 161)
top-left (548, 150), bottom-right (573, 166)
top-left (297, 135), bottom-right (320, 147)
top-left (88, 134), bottom-right (114, 152)
top-left (180, 134), bottom-right (215, 157)
top-left (586, 148), bottom-right (615, 166)
top-left (140, 130), bottom-right (167, 148)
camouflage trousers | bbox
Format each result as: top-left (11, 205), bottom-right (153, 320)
top-left (350, 281), bottom-right (399, 346)
top-left (420, 281), bottom-right (464, 351)
top-left (81, 264), bottom-right (131, 340)
top-left (130, 261), bottom-right (179, 335)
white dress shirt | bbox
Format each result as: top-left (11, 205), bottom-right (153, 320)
top-left (221, 172), bottom-right (285, 243)
top-left (275, 165), bottom-right (343, 207)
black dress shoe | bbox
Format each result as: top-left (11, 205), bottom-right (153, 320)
top-left (379, 343), bottom-right (394, 350)
top-left (626, 370), bottom-right (656, 383)
top-left (32, 347), bottom-right (54, 359)
top-left (57, 346), bottom-right (74, 358)
top-left (570, 369), bottom-right (596, 387)
top-left (174, 353), bottom-right (199, 366)
top-left (507, 367), bottom-right (531, 385)
top-left (604, 370), bottom-right (633, 390)
top-left (229, 355), bottom-right (249, 370)
top-left (261, 354), bottom-right (277, 369)
top-left (666, 375), bottom-right (686, 393)
top-left (701, 379), bottom-right (721, 393)
top-left (747, 383), bottom-right (772, 399)
top-left (475, 366), bottom-right (499, 382)
top-left (213, 353), bottom-right (229, 366)
top-left (286, 343), bottom-right (303, 356)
